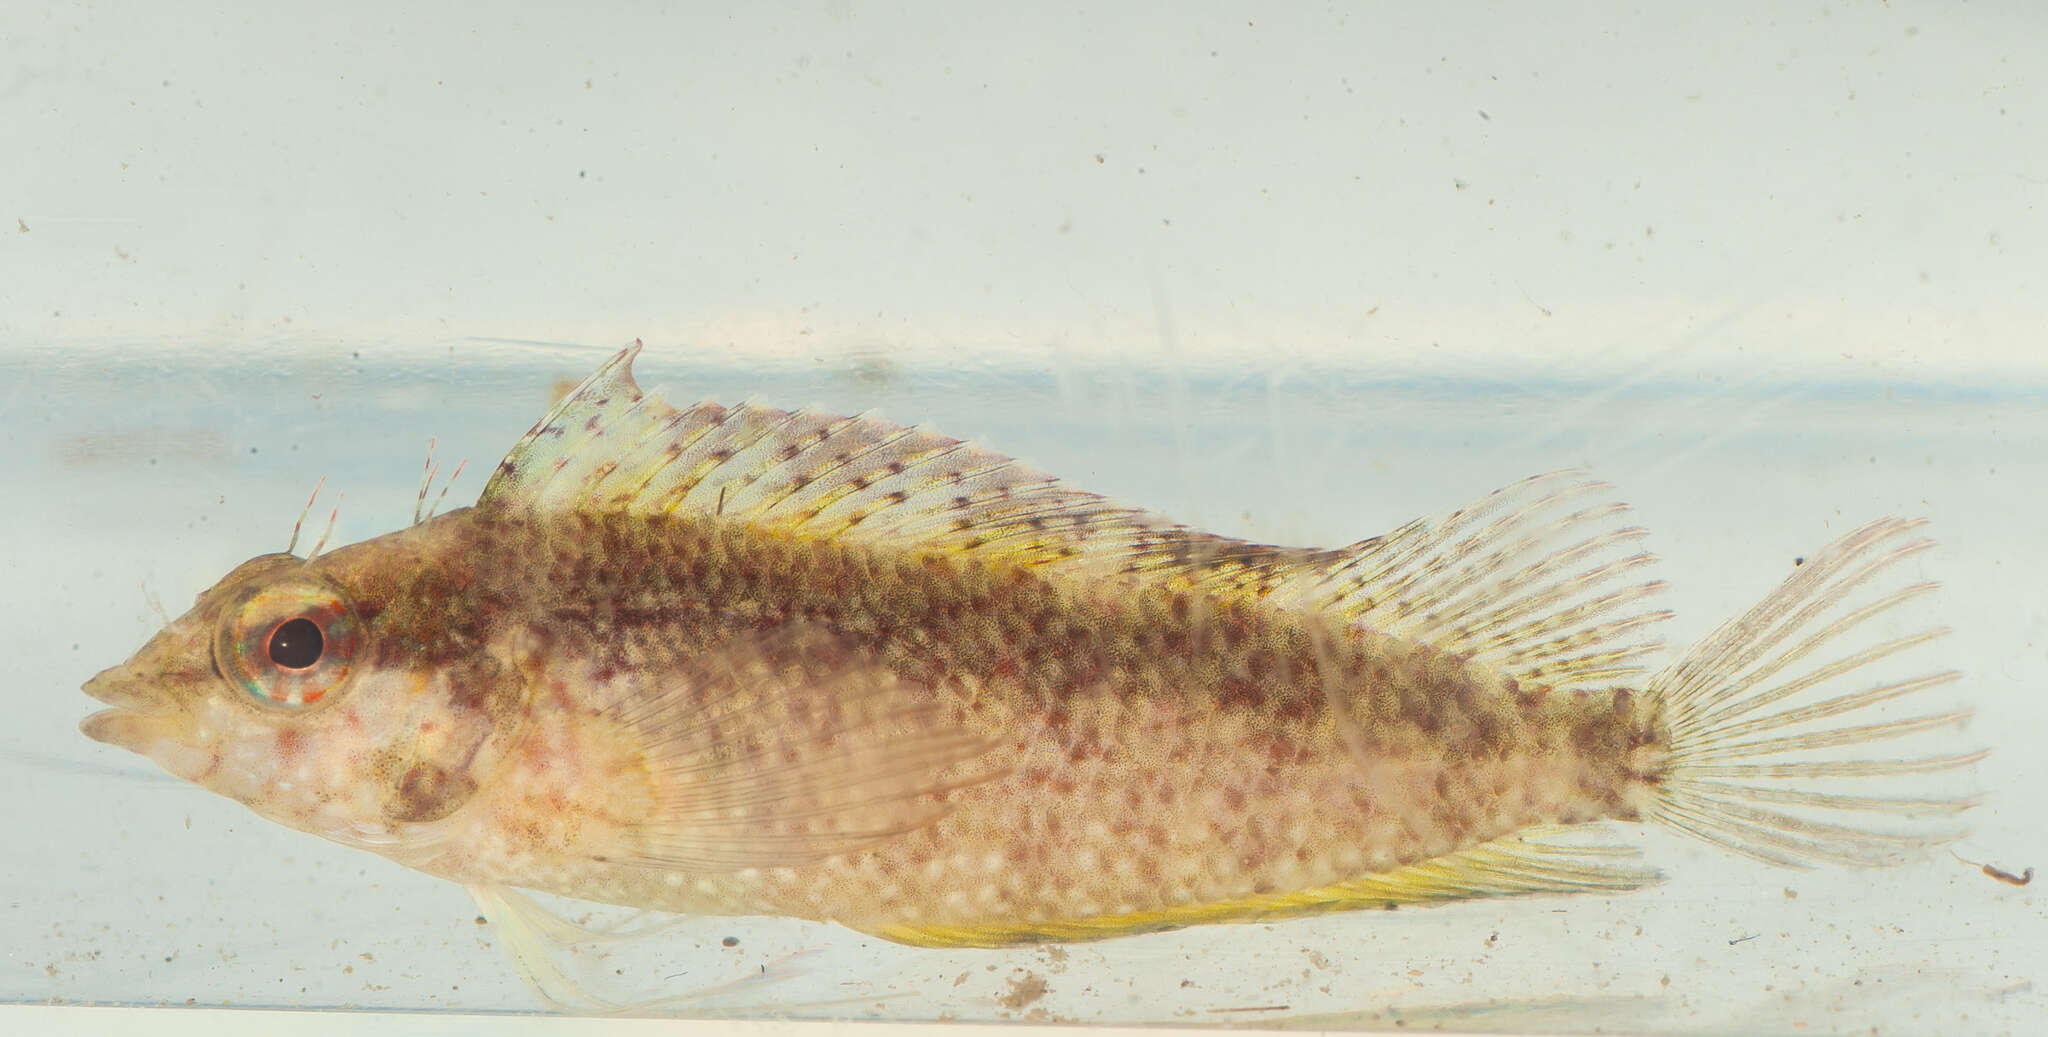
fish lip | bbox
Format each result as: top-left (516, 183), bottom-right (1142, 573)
top-left (82, 666), bottom-right (132, 706)
top-left (79, 706), bottom-right (142, 746)
top-left (80, 666), bottom-right (120, 704)
top-left (79, 704), bottom-right (161, 750)
top-left (81, 665), bottom-right (163, 712)
top-left (79, 669), bottom-right (178, 750)
top-left (79, 707), bottom-right (219, 781)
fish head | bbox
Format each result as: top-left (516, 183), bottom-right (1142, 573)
top-left (81, 542), bottom-right (531, 851)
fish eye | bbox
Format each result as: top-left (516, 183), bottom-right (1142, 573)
top-left (266, 617), bottom-right (324, 670)
top-left (215, 579), bottom-right (362, 711)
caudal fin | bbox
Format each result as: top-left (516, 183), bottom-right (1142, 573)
top-left (1644, 518), bottom-right (1984, 867)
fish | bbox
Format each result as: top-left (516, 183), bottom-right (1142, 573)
top-left (80, 343), bottom-right (1982, 1005)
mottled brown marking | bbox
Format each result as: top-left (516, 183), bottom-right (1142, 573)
top-left (253, 491), bottom-right (1671, 936)
top-left (388, 761), bottom-right (480, 822)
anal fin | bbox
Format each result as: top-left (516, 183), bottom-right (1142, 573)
top-left (867, 827), bottom-right (1660, 949)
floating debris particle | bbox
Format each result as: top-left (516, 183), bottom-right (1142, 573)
top-left (1953, 851), bottom-right (2033, 886)
top-left (998, 970), bottom-right (1048, 1011)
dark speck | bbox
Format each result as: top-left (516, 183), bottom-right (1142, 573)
top-left (721, 936), bottom-right (739, 947)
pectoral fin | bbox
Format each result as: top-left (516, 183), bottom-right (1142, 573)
top-left (602, 625), bottom-right (1006, 872)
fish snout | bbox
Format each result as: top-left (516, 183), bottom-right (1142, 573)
top-left (80, 665), bottom-right (153, 710)
top-left (80, 665), bottom-right (170, 750)
top-left (79, 664), bottom-right (213, 778)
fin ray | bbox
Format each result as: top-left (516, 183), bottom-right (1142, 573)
top-left (867, 828), bottom-right (1658, 949)
top-left (1667, 777), bottom-right (1978, 817)
top-left (1276, 471), bottom-right (1671, 688)
top-left (488, 348), bottom-right (1669, 691)
top-left (469, 884), bottom-right (806, 1013)
top-left (481, 345), bottom-right (1297, 575)
top-left (1644, 518), bottom-right (1979, 868)
top-left (591, 623), bottom-right (1005, 872)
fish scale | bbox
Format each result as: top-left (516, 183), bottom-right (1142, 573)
top-left (302, 502), bottom-right (1658, 934)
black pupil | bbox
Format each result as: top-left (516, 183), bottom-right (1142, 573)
top-left (268, 618), bottom-right (324, 669)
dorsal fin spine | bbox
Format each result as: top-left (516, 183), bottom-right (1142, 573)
top-left (749, 411), bottom-right (859, 523)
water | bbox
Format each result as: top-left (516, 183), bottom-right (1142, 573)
top-left (10, 0), bottom-right (2047, 1028)
top-left (5, 341), bottom-right (2040, 1031)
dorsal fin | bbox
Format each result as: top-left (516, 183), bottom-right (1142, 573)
top-left (483, 346), bottom-right (1669, 689)
top-left (1274, 471), bottom-right (1674, 688)
top-left (480, 344), bottom-right (1319, 576)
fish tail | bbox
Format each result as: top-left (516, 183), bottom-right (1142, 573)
top-left (1639, 517), bottom-right (1983, 867)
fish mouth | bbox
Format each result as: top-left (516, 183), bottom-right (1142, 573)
top-left (79, 705), bottom-right (217, 782)
top-left (79, 667), bottom-right (213, 778)
top-left (81, 667), bottom-right (158, 749)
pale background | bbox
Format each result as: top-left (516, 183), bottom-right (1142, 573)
top-left (4, 1), bottom-right (2044, 1034)
top-left (6, 0), bottom-right (2045, 378)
